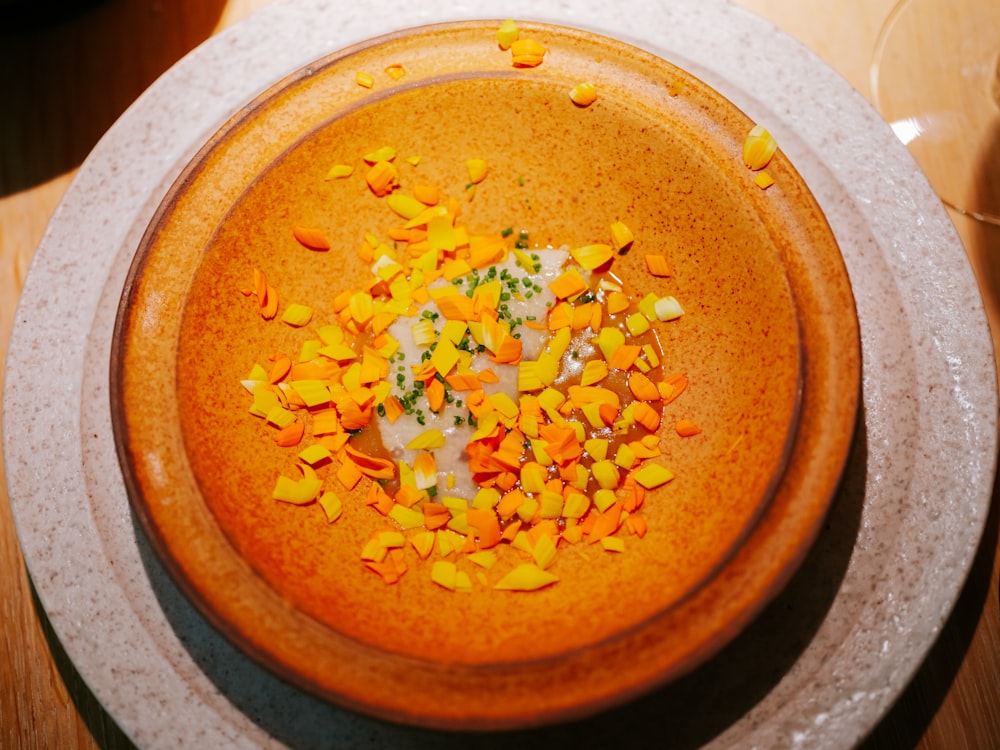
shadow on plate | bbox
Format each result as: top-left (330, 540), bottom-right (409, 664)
top-left (0, 0), bottom-right (228, 196)
top-left (125, 403), bottom-right (870, 749)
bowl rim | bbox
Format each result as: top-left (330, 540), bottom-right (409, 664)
top-left (110, 19), bottom-right (861, 729)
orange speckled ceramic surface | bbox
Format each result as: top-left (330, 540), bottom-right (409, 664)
top-left (112, 22), bottom-right (859, 729)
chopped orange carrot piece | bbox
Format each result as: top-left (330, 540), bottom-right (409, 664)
top-left (675, 418), bottom-right (702, 437)
top-left (272, 422), bottom-right (304, 447)
top-left (607, 344), bottom-right (642, 370)
top-left (426, 377), bottom-right (445, 412)
top-left (498, 489), bottom-right (525, 518)
top-left (660, 372), bottom-right (689, 404)
top-left (467, 508), bottom-right (502, 549)
top-left (644, 254), bottom-right (671, 277)
top-left (632, 401), bottom-right (661, 432)
top-left (628, 371), bottom-right (661, 401)
top-left (510, 38), bottom-right (547, 68)
top-left (423, 503), bottom-right (451, 530)
top-left (587, 501), bottom-right (623, 543)
top-left (548, 269), bottom-right (589, 300)
top-left (436, 294), bottom-right (476, 321)
top-left (344, 445), bottom-right (396, 479)
top-left (384, 63), bottom-right (406, 80)
top-left (626, 514), bottom-right (648, 537)
top-left (394, 484), bottom-right (424, 508)
top-left (413, 183), bottom-right (440, 205)
top-left (293, 226), bottom-right (330, 251)
top-left (365, 482), bottom-right (395, 515)
top-left (336, 460), bottom-right (363, 491)
top-left (365, 161), bottom-right (397, 196)
top-left (268, 357), bottom-right (292, 384)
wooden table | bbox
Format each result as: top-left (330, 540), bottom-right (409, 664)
top-left (2, 1), bottom-right (997, 747)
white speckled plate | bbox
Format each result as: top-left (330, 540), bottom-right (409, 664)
top-left (4, 0), bottom-right (995, 748)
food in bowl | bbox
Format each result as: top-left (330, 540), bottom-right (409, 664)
top-left (239, 145), bottom-right (700, 592)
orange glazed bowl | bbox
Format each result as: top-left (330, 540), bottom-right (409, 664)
top-left (111, 21), bottom-right (860, 730)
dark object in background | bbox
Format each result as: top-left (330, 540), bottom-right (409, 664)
top-left (1, 0), bottom-right (106, 33)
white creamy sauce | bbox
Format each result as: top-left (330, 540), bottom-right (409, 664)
top-left (381, 249), bottom-right (570, 499)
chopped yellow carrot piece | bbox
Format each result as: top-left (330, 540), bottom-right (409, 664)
top-left (389, 503), bottom-right (425, 530)
top-left (280, 303), bottom-right (314, 327)
top-left (743, 124), bottom-right (778, 170)
top-left (298, 444), bottom-right (332, 466)
top-left (409, 531), bottom-right (435, 559)
top-left (754, 170), bottom-right (775, 190)
top-left (610, 221), bottom-right (634, 252)
top-left (614, 443), bottom-right (637, 470)
top-left (271, 474), bottom-right (322, 505)
top-left (468, 550), bottom-right (498, 568)
top-left (600, 536), bottom-right (625, 553)
top-left (633, 463), bottom-right (675, 489)
top-left (570, 243), bottom-right (613, 270)
top-left (580, 359), bottom-right (608, 386)
top-left (355, 71), bottom-right (374, 88)
top-left (325, 164), bottom-right (354, 180)
top-left (363, 146), bottom-right (396, 163)
top-left (431, 560), bottom-right (458, 591)
top-left (569, 82), bottom-right (597, 107)
top-left (466, 159), bottom-right (488, 184)
top-left (430, 336), bottom-right (460, 376)
top-left (625, 312), bottom-right (650, 336)
top-left (317, 491), bottom-right (342, 522)
top-left (496, 19), bottom-right (519, 50)
top-left (386, 193), bottom-right (426, 219)
top-left (606, 291), bottom-right (630, 315)
top-left (493, 564), bottom-right (558, 591)
top-left (592, 460), bottom-right (619, 490)
top-left (596, 326), bottom-right (625, 360)
top-left (405, 429), bottom-right (446, 450)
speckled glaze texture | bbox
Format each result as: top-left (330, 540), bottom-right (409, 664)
top-left (3, 0), bottom-right (995, 748)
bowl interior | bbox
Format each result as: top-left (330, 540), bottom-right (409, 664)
top-left (113, 21), bottom-right (858, 728)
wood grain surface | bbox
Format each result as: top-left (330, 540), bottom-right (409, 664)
top-left (1, 1), bottom-right (997, 747)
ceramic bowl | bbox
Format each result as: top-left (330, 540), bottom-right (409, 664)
top-left (112, 21), bottom-right (860, 729)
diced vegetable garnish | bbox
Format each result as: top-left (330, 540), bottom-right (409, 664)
top-left (569, 82), bottom-right (597, 107)
top-left (742, 124), bottom-right (778, 171)
top-left (237, 36), bottom-right (708, 593)
top-left (510, 38), bottom-right (546, 68)
top-left (496, 20), bottom-right (519, 50)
